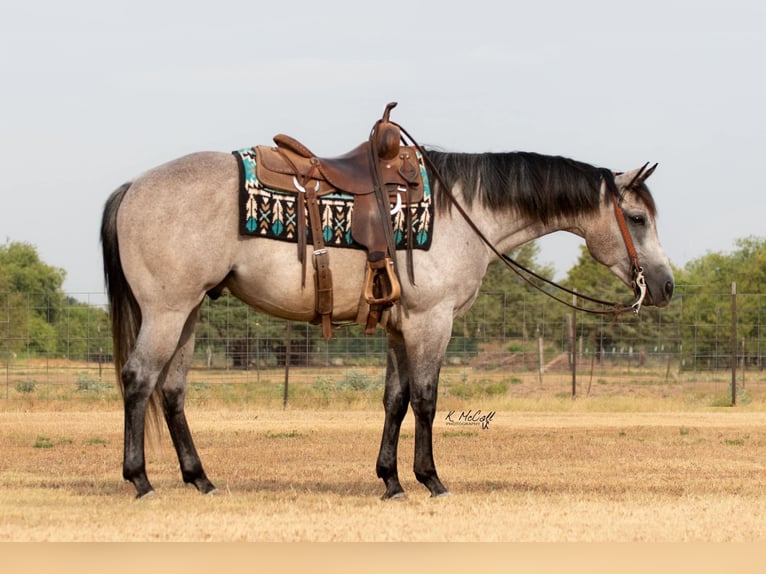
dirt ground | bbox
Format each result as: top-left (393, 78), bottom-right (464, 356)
top-left (2, 402), bottom-right (766, 542)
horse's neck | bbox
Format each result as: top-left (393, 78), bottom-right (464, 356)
top-left (469, 203), bottom-right (586, 254)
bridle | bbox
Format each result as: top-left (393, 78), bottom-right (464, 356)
top-left (392, 118), bottom-right (652, 317)
top-left (610, 187), bottom-right (648, 314)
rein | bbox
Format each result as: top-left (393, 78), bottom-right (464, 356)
top-left (392, 120), bottom-right (648, 317)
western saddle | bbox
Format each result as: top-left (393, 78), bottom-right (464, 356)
top-left (254, 102), bottom-right (425, 339)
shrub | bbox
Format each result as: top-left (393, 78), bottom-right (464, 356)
top-left (15, 380), bottom-right (36, 394)
top-left (76, 373), bottom-right (111, 393)
top-left (34, 436), bottom-right (53, 448)
top-left (338, 369), bottom-right (380, 391)
top-left (483, 379), bottom-right (510, 396)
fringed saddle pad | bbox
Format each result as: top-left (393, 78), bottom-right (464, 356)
top-left (233, 148), bottom-right (433, 251)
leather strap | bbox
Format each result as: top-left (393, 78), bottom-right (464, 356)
top-left (274, 148), bottom-right (310, 286)
top-left (611, 193), bottom-right (641, 275)
top-left (280, 143), bottom-right (334, 339)
top-left (304, 181), bottom-right (334, 340)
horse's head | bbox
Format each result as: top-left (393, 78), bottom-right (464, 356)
top-left (584, 164), bottom-right (674, 308)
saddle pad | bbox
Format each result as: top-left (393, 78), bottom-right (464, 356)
top-left (233, 147), bottom-right (433, 251)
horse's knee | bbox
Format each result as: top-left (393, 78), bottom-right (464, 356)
top-left (383, 387), bottom-right (409, 418)
top-left (410, 386), bottom-right (438, 422)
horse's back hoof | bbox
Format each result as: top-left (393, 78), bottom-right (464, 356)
top-left (203, 488), bottom-right (219, 496)
top-left (135, 489), bottom-right (156, 501)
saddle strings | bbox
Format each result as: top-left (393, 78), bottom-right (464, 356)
top-left (392, 123), bottom-right (643, 318)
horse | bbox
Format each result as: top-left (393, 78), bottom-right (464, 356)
top-left (101, 140), bottom-right (674, 500)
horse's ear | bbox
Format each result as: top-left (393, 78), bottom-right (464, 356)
top-left (640, 163), bottom-right (658, 182)
top-left (616, 163), bottom-right (658, 189)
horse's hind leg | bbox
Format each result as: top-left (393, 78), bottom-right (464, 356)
top-left (121, 311), bottom-right (194, 498)
top-left (160, 305), bottom-right (216, 494)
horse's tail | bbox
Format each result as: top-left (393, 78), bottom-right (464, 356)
top-left (100, 183), bottom-right (163, 440)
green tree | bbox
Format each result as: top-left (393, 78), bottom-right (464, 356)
top-left (55, 297), bottom-right (111, 360)
top-left (675, 236), bottom-right (766, 368)
top-left (0, 241), bottom-right (109, 361)
top-left (0, 292), bottom-right (29, 357)
top-left (562, 245), bottom-right (682, 362)
top-left (0, 241), bottom-right (66, 322)
top-left (0, 241), bottom-right (66, 357)
top-left (456, 241), bottom-right (554, 342)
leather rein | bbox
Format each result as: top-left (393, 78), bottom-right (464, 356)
top-left (393, 122), bottom-right (649, 317)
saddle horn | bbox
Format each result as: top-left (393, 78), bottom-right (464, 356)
top-left (381, 101), bottom-right (398, 122)
top-left (375, 102), bottom-right (402, 161)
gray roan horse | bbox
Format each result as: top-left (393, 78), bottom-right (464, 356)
top-left (101, 133), bottom-right (674, 499)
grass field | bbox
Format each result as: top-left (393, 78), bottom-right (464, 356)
top-left (2, 362), bottom-right (766, 542)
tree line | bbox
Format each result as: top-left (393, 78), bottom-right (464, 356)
top-left (0, 242), bottom-right (110, 361)
top-left (2, 237), bottom-right (766, 369)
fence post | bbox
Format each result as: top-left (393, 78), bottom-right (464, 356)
top-left (741, 337), bottom-right (746, 389)
top-left (283, 321), bottom-right (291, 409)
top-left (731, 281), bottom-right (737, 407)
top-left (570, 290), bottom-right (577, 399)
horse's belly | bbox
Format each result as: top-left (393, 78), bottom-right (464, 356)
top-left (225, 242), bottom-right (369, 322)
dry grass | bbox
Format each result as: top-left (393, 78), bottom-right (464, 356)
top-left (3, 395), bottom-right (766, 541)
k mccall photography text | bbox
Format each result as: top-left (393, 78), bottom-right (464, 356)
top-left (444, 409), bottom-right (495, 430)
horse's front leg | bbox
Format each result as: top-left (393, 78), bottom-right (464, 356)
top-left (376, 330), bottom-right (410, 499)
top-left (407, 316), bottom-right (452, 498)
top-left (410, 367), bottom-right (450, 497)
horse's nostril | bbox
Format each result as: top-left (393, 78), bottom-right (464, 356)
top-left (664, 280), bottom-right (674, 298)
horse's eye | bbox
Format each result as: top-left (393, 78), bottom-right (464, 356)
top-left (630, 215), bottom-right (646, 226)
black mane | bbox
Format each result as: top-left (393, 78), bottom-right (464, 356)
top-left (424, 151), bottom-right (655, 223)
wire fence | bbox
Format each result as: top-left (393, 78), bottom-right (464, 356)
top-left (1, 286), bottom-right (764, 403)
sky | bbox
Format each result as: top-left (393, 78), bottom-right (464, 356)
top-left (1, 0), bottom-right (765, 301)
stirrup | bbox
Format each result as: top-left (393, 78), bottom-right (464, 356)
top-left (363, 256), bottom-right (401, 305)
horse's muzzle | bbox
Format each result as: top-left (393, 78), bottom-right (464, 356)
top-left (646, 275), bottom-right (674, 307)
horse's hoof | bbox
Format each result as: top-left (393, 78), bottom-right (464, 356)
top-left (185, 474), bottom-right (217, 495)
top-left (135, 489), bottom-right (156, 501)
top-left (203, 488), bottom-right (219, 496)
top-left (431, 490), bottom-right (452, 499)
top-left (381, 488), bottom-right (407, 501)
top-left (384, 491), bottom-right (407, 501)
